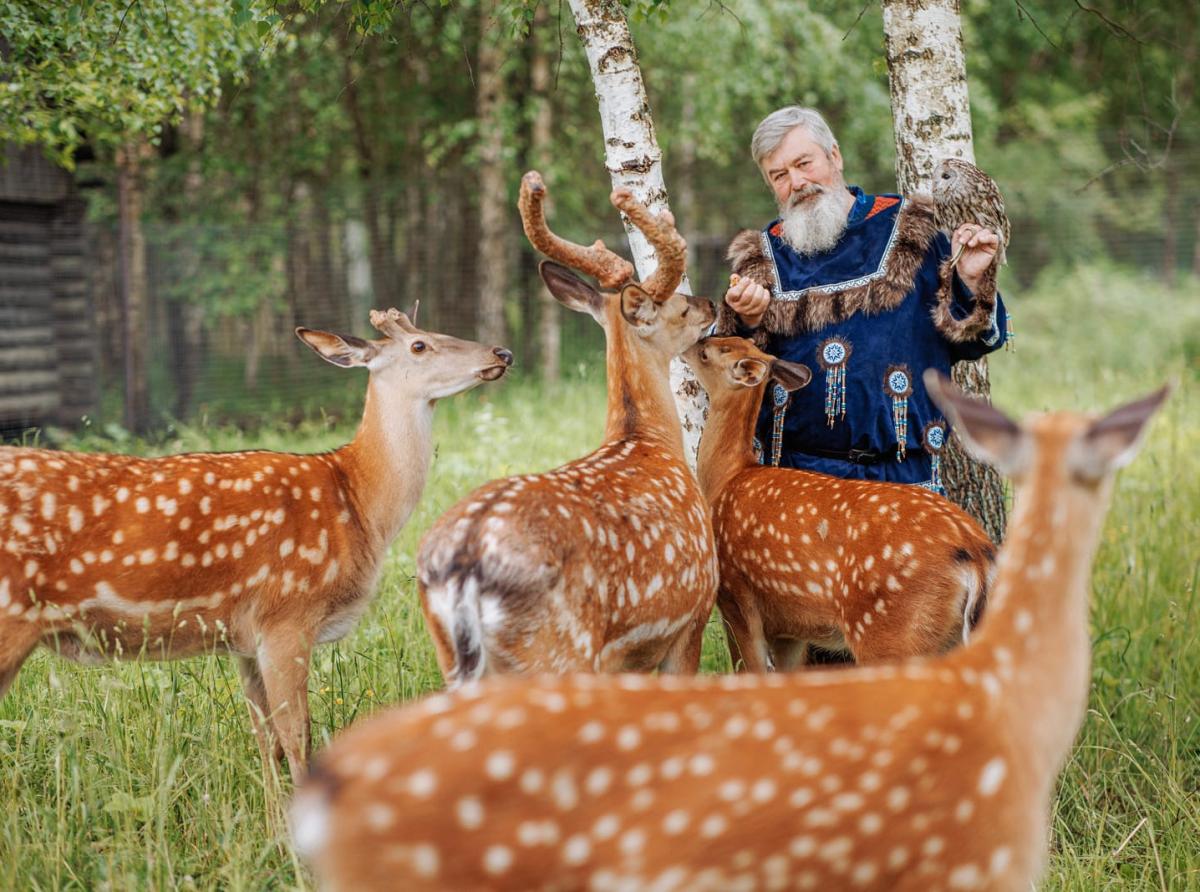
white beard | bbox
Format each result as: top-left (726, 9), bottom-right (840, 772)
top-left (779, 180), bottom-right (850, 255)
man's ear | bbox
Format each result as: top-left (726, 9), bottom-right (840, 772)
top-left (731, 357), bottom-right (770, 387)
top-left (539, 261), bottom-right (605, 322)
top-left (619, 282), bottom-right (660, 328)
top-left (771, 359), bottom-right (812, 393)
top-left (296, 328), bottom-right (381, 368)
top-left (1069, 384), bottom-right (1170, 482)
top-left (924, 369), bottom-right (1029, 477)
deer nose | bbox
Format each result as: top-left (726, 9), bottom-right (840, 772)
top-left (493, 347), bottom-right (514, 366)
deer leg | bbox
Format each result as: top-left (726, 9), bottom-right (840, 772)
top-left (770, 637), bottom-right (810, 672)
top-left (255, 631), bottom-right (314, 782)
top-left (417, 581), bottom-right (458, 683)
top-left (717, 592), bottom-right (773, 673)
top-left (657, 612), bottom-right (707, 675)
top-left (237, 655), bottom-right (285, 774)
top-left (848, 609), bottom-right (921, 665)
top-left (0, 620), bottom-right (40, 698)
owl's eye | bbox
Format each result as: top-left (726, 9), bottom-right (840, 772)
top-left (411, 341), bottom-right (427, 354)
top-left (941, 171), bottom-right (952, 180)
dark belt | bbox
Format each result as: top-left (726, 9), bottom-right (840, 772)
top-left (796, 446), bottom-right (898, 466)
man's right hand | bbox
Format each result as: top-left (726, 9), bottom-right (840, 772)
top-left (724, 275), bottom-right (771, 328)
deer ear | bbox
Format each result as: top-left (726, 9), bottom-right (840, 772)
top-left (539, 261), bottom-right (605, 321)
top-left (1069, 384), bottom-right (1170, 482)
top-left (296, 328), bottom-right (381, 368)
top-left (771, 360), bottom-right (812, 393)
top-left (731, 358), bottom-right (769, 387)
top-left (619, 282), bottom-right (660, 328)
top-left (923, 369), bottom-right (1029, 476)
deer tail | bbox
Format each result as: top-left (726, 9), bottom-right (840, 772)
top-left (958, 545), bottom-right (996, 644)
top-left (445, 576), bottom-right (487, 687)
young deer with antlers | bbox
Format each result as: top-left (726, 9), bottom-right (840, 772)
top-left (292, 372), bottom-right (1166, 891)
top-left (686, 337), bottom-right (995, 670)
top-left (416, 172), bottom-right (717, 685)
top-left (0, 309), bottom-right (511, 779)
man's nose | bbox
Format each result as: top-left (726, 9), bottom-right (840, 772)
top-left (789, 169), bottom-right (810, 191)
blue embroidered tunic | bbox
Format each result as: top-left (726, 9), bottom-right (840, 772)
top-left (719, 187), bottom-right (1008, 491)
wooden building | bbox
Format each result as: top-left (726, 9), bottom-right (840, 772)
top-left (0, 143), bottom-right (96, 435)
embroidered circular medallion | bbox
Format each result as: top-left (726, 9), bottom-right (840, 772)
top-left (817, 338), bottom-right (852, 427)
top-left (887, 368), bottom-right (910, 396)
top-left (922, 420), bottom-right (948, 494)
top-left (923, 420), bottom-right (947, 454)
top-left (883, 364), bottom-right (914, 461)
top-left (772, 382), bottom-right (789, 409)
top-left (822, 340), bottom-right (847, 366)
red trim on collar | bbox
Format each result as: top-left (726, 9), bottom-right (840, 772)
top-left (866, 196), bottom-right (900, 219)
top-left (769, 222), bottom-right (783, 237)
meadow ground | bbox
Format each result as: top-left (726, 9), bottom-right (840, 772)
top-left (1, 264), bottom-right (1197, 890)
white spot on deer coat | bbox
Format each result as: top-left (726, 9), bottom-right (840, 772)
top-left (486, 751), bottom-right (516, 781)
top-left (978, 758), bottom-right (1007, 796)
top-left (456, 796), bottom-right (484, 829)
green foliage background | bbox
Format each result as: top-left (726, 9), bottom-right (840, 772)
top-left (0, 0), bottom-right (1198, 889)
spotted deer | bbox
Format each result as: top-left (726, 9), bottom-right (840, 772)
top-left (0, 309), bottom-right (511, 780)
top-left (685, 337), bottom-right (995, 670)
top-left (291, 372), bottom-right (1167, 891)
top-left (416, 172), bottom-right (718, 685)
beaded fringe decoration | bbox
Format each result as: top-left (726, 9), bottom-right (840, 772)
top-left (1006, 312), bottom-right (1015, 351)
top-left (769, 383), bottom-right (790, 467)
top-left (817, 337), bottom-right (852, 428)
top-left (884, 364), bottom-right (914, 461)
top-left (923, 420), bottom-right (948, 495)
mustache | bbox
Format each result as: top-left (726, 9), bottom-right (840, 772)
top-left (787, 184), bottom-right (826, 208)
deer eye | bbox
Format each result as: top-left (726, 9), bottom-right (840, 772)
top-left (411, 341), bottom-right (427, 354)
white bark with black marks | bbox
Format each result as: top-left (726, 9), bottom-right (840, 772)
top-left (883, 0), bottom-right (1007, 542)
top-left (567, 0), bottom-right (707, 463)
top-left (882, 0), bottom-right (976, 190)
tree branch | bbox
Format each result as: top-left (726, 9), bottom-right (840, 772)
top-left (1073, 1), bottom-right (1144, 44)
top-left (1013, 0), bottom-right (1060, 51)
top-left (115, 0), bottom-right (141, 43)
top-left (843, 1), bottom-right (874, 42)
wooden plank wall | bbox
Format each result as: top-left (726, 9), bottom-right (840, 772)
top-left (0, 201), bottom-right (59, 428)
top-left (50, 198), bottom-right (96, 426)
top-left (0, 145), bottom-right (97, 432)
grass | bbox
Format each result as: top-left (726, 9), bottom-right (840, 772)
top-left (1, 263), bottom-right (1198, 890)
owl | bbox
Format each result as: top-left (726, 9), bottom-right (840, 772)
top-left (931, 158), bottom-right (1010, 267)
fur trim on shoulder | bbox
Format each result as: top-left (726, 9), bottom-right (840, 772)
top-left (931, 258), bottom-right (999, 343)
top-left (723, 197), bottom-right (940, 339)
top-left (726, 229), bottom-right (774, 289)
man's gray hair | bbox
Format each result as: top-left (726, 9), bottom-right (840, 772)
top-left (751, 107), bottom-right (838, 172)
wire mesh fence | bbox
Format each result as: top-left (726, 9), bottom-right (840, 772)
top-left (2, 171), bottom-right (1197, 438)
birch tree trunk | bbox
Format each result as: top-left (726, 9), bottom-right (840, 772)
top-left (882, 0), bottom-right (1008, 543)
top-left (567, 0), bottom-right (707, 463)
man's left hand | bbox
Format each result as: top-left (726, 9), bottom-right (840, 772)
top-left (952, 223), bottom-right (999, 292)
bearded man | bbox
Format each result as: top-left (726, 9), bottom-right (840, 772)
top-left (716, 106), bottom-right (1008, 491)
